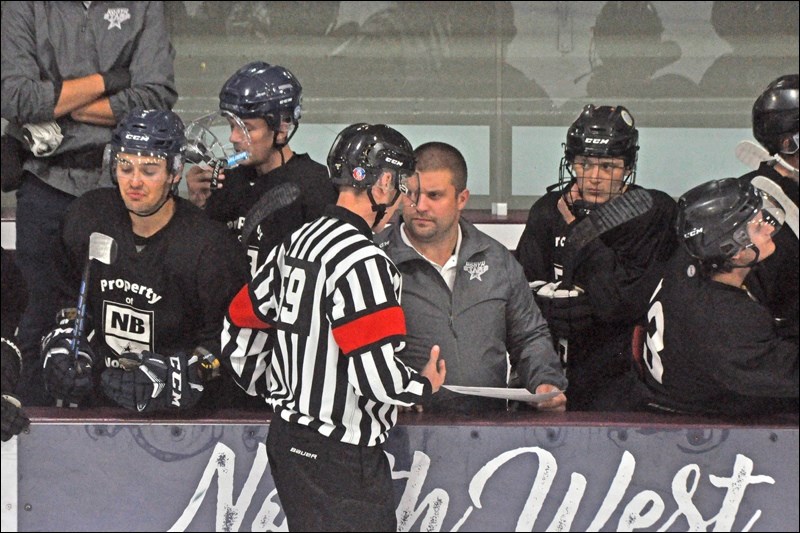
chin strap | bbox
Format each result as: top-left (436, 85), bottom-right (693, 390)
top-left (272, 121), bottom-right (299, 167)
top-left (726, 244), bottom-right (761, 270)
top-left (367, 187), bottom-right (402, 230)
top-left (775, 154), bottom-right (800, 179)
top-left (367, 188), bottom-right (388, 230)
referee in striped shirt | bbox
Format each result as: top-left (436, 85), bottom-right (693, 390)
top-left (221, 123), bottom-right (446, 531)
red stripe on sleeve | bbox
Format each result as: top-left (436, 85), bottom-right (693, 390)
top-left (228, 284), bottom-right (271, 329)
top-left (333, 306), bottom-right (407, 355)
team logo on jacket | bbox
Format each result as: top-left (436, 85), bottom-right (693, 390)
top-left (352, 167), bottom-right (366, 181)
top-left (104, 8), bottom-right (131, 30)
top-left (464, 261), bottom-right (488, 281)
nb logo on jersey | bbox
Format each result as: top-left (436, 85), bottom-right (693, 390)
top-left (103, 301), bottom-right (153, 356)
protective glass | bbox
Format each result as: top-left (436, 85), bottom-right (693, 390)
top-left (781, 132), bottom-right (799, 155)
top-left (398, 172), bottom-right (420, 207)
top-left (754, 189), bottom-right (785, 233)
top-left (114, 153), bottom-right (169, 182)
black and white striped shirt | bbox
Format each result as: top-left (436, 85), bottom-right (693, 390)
top-left (221, 206), bottom-right (431, 446)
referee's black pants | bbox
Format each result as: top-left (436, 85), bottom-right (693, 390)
top-left (266, 415), bottom-right (396, 532)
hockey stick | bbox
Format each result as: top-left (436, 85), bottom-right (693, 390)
top-left (72, 233), bottom-right (118, 363)
top-left (240, 181), bottom-right (302, 247)
top-left (560, 188), bottom-right (654, 287)
top-left (735, 140), bottom-right (772, 170)
top-left (556, 188), bottom-right (654, 366)
top-left (56, 233), bottom-right (117, 408)
top-left (751, 175), bottom-right (799, 239)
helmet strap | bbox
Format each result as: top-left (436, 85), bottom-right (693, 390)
top-left (367, 183), bottom-right (401, 230)
top-left (367, 188), bottom-right (388, 230)
top-left (775, 154), bottom-right (800, 179)
top-left (729, 244), bottom-right (761, 270)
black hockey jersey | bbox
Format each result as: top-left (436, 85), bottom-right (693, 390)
top-left (203, 153), bottom-right (337, 276)
top-left (635, 249), bottom-right (798, 417)
top-left (515, 184), bottom-right (678, 410)
top-left (60, 189), bottom-right (248, 376)
top-left (740, 164), bottom-right (799, 341)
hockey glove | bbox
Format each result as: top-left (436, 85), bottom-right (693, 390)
top-left (21, 121), bottom-right (64, 157)
top-left (1, 336), bottom-right (22, 394)
top-left (41, 323), bottom-right (96, 405)
top-left (100, 351), bottom-right (204, 413)
top-left (101, 68), bottom-right (131, 95)
top-left (534, 281), bottom-right (593, 339)
top-left (1, 394), bottom-right (30, 442)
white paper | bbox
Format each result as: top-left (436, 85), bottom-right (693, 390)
top-left (443, 385), bottom-right (562, 403)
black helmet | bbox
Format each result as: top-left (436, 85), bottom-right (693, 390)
top-left (564, 104), bottom-right (639, 166)
top-left (327, 123), bottom-right (415, 190)
top-left (752, 74), bottom-right (799, 155)
top-left (219, 61), bottom-right (303, 132)
top-left (108, 108), bottom-right (186, 180)
top-left (677, 178), bottom-right (764, 267)
top-left (111, 108), bottom-right (186, 160)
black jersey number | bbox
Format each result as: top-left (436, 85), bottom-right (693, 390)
top-left (278, 257), bottom-right (318, 335)
top-left (281, 267), bottom-right (306, 324)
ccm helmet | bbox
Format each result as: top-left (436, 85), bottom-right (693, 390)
top-left (219, 61), bottom-right (302, 143)
top-left (564, 104), bottom-right (639, 168)
top-left (327, 123), bottom-right (415, 190)
top-left (677, 178), bottom-right (770, 270)
top-left (108, 108), bottom-right (186, 180)
top-left (752, 74), bottom-right (799, 156)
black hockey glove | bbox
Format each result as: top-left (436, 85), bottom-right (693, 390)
top-left (533, 281), bottom-right (593, 339)
top-left (1, 336), bottom-right (22, 394)
top-left (100, 351), bottom-right (204, 413)
top-left (41, 323), bottom-right (96, 405)
top-left (101, 68), bottom-right (131, 95)
top-left (1, 394), bottom-right (30, 442)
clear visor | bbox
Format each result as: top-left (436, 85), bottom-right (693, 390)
top-left (104, 144), bottom-right (173, 182)
top-left (755, 189), bottom-right (785, 232)
top-left (184, 111), bottom-right (252, 168)
top-left (780, 132), bottom-right (799, 155)
top-left (398, 171), bottom-right (420, 206)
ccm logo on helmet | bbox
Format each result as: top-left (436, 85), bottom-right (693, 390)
top-left (384, 157), bottom-right (403, 166)
top-left (684, 227), bottom-right (703, 238)
top-left (125, 133), bottom-right (150, 141)
top-left (586, 138), bottom-right (609, 144)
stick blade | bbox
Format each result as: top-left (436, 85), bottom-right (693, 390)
top-left (566, 188), bottom-right (654, 251)
top-left (735, 140), bottom-right (772, 170)
top-left (240, 182), bottom-right (303, 246)
top-left (88, 232), bottom-right (118, 264)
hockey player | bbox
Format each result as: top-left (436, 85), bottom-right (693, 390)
top-left (515, 104), bottom-right (678, 411)
top-left (219, 123), bottom-right (446, 531)
top-left (633, 178), bottom-right (798, 417)
top-left (741, 74), bottom-right (799, 341)
top-left (2, 247), bottom-right (29, 441)
top-left (185, 61), bottom-right (337, 277)
top-left (39, 109), bottom-right (248, 412)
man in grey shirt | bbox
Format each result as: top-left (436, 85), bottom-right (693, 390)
top-left (1, 1), bottom-right (177, 405)
top-left (377, 141), bottom-right (567, 413)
